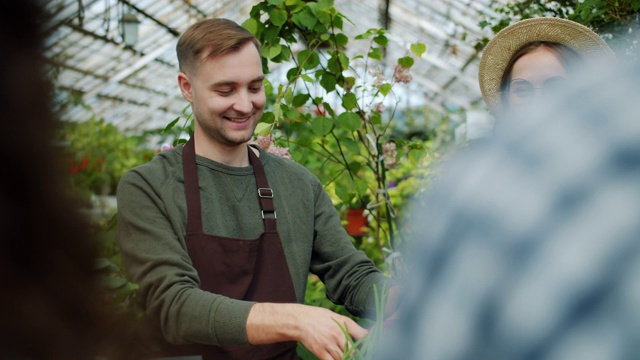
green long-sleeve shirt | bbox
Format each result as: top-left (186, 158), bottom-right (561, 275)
top-left (116, 144), bottom-right (390, 347)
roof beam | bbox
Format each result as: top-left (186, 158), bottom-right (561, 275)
top-left (43, 0), bottom-right (102, 33)
top-left (119, 0), bottom-right (180, 36)
top-left (181, 0), bottom-right (207, 18)
top-left (81, 42), bottom-right (176, 99)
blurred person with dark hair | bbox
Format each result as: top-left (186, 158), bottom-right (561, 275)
top-left (379, 58), bottom-right (640, 359)
top-left (0, 2), bottom-right (128, 359)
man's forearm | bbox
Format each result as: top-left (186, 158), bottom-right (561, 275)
top-left (245, 303), bottom-right (301, 344)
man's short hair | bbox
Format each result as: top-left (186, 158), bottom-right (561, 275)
top-left (176, 18), bottom-right (261, 74)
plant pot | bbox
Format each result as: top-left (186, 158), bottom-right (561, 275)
top-left (346, 208), bottom-right (367, 236)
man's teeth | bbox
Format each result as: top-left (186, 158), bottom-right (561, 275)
top-left (228, 116), bottom-right (249, 123)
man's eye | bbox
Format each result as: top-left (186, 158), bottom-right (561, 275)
top-left (250, 85), bottom-right (263, 92)
top-left (217, 89), bottom-right (233, 96)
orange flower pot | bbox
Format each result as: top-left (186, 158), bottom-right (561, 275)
top-left (346, 208), bottom-right (367, 236)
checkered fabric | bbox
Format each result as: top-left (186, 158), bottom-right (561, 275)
top-left (379, 63), bottom-right (640, 360)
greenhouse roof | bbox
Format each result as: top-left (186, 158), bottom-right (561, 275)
top-left (44, 0), bottom-right (506, 131)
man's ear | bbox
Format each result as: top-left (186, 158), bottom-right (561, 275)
top-left (177, 72), bottom-right (193, 103)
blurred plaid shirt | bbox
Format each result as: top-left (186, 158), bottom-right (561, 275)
top-left (380, 63), bottom-right (640, 360)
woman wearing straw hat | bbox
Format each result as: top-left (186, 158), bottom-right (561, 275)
top-left (478, 17), bottom-right (615, 118)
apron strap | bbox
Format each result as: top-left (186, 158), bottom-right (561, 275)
top-left (182, 138), bottom-right (203, 234)
top-left (248, 146), bottom-right (278, 234)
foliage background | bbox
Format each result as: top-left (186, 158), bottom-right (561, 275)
top-left (474, 0), bottom-right (640, 62)
top-left (56, 0), bottom-right (639, 358)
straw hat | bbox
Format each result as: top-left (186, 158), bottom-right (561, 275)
top-left (478, 17), bottom-right (615, 115)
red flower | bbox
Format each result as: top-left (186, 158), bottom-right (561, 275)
top-left (69, 164), bottom-right (80, 174)
top-left (313, 104), bottom-right (327, 116)
top-left (80, 156), bottom-right (90, 170)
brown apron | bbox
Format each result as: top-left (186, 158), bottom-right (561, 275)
top-left (159, 138), bottom-right (299, 359)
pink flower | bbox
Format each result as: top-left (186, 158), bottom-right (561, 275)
top-left (393, 64), bottom-right (412, 84)
top-left (255, 135), bottom-right (274, 150)
top-left (268, 146), bottom-right (292, 160)
top-left (252, 135), bottom-right (292, 160)
top-left (369, 67), bottom-right (385, 87)
top-left (383, 142), bottom-right (397, 168)
top-left (157, 144), bottom-right (174, 153)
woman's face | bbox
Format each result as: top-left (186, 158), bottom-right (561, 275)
top-left (507, 46), bottom-right (569, 113)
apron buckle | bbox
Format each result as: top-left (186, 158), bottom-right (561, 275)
top-left (258, 188), bottom-right (274, 198)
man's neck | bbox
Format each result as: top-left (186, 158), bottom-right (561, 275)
top-left (193, 133), bottom-right (251, 167)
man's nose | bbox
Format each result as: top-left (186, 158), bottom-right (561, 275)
top-left (233, 90), bottom-right (253, 113)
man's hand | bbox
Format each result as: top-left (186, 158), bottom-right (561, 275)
top-left (246, 303), bottom-right (367, 360)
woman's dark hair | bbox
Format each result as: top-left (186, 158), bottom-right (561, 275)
top-left (500, 41), bottom-right (583, 108)
top-left (0, 2), bottom-right (130, 359)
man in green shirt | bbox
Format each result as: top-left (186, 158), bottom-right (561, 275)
top-left (116, 18), bottom-right (397, 360)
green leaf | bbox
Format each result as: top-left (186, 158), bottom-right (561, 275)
top-left (273, 45), bottom-right (292, 62)
top-left (580, 6), bottom-right (591, 20)
top-left (295, 8), bottom-right (317, 29)
top-left (284, 87), bottom-right (294, 105)
top-left (342, 92), bottom-right (357, 110)
top-left (163, 117), bottom-right (180, 133)
top-left (262, 44), bottom-right (282, 59)
top-left (410, 43), bottom-right (427, 58)
top-left (286, 67), bottom-right (300, 82)
top-left (353, 177), bottom-right (369, 196)
top-left (373, 34), bottom-right (388, 46)
top-left (398, 56), bottom-right (414, 68)
top-left (316, 10), bottom-right (331, 25)
top-left (242, 18), bottom-right (259, 35)
top-left (103, 277), bottom-right (127, 290)
top-left (341, 76), bottom-right (355, 91)
top-left (322, 102), bottom-right (335, 116)
top-left (263, 25), bottom-right (280, 44)
top-left (94, 257), bottom-right (112, 270)
top-left (348, 160), bottom-right (362, 174)
top-left (342, 138), bottom-right (360, 154)
top-left (292, 93), bottom-right (310, 107)
top-left (268, 0), bottom-right (284, 5)
top-left (298, 50), bottom-right (320, 70)
top-left (338, 112), bottom-right (361, 132)
top-left (332, 14), bottom-right (343, 29)
top-left (370, 111), bottom-right (382, 125)
top-left (305, 2), bottom-right (318, 16)
top-left (338, 52), bottom-right (349, 70)
top-left (335, 33), bottom-right (349, 47)
top-left (355, 28), bottom-right (377, 40)
top-left (255, 122), bottom-right (272, 136)
top-left (327, 54), bottom-right (340, 74)
top-left (311, 116), bottom-right (334, 136)
top-left (317, 0), bottom-right (334, 10)
top-left (297, 135), bottom-right (313, 147)
top-left (260, 111), bottom-right (275, 124)
top-left (285, 107), bottom-right (299, 121)
top-left (368, 47), bottom-right (384, 60)
top-left (408, 148), bottom-right (427, 164)
top-left (269, 9), bottom-right (288, 27)
top-left (301, 74), bottom-right (314, 83)
top-left (379, 83), bottom-right (392, 96)
top-left (320, 72), bottom-right (337, 92)
top-left (335, 184), bottom-right (354, 204)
